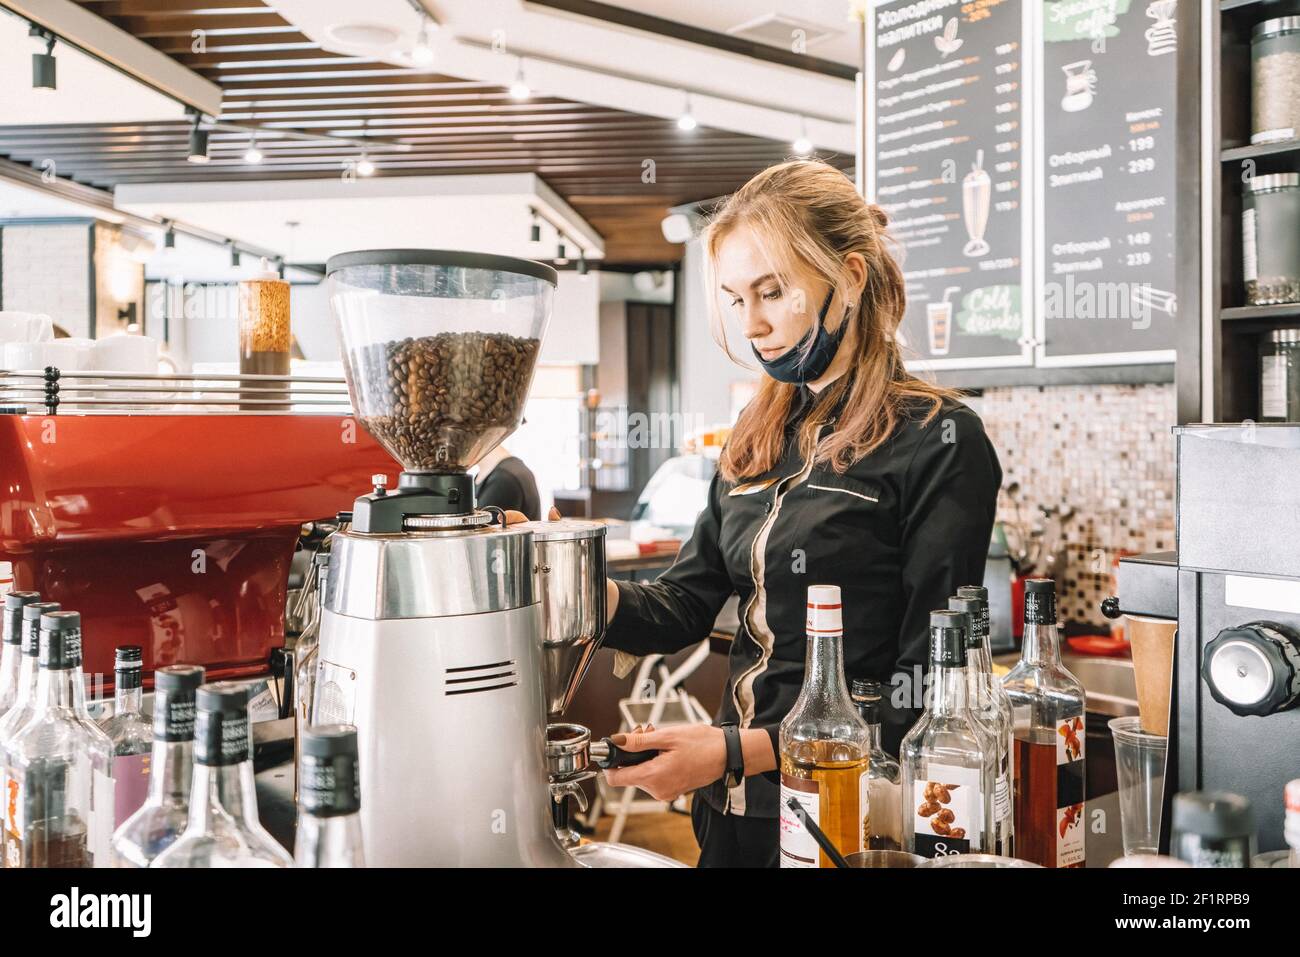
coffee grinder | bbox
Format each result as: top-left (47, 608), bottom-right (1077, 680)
top-left (316, 250), bottom-right (676, 867)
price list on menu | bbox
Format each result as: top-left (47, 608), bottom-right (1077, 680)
top-left (870, 0), bottom-right (1030, 365)
top-left (1039, 0), bottom-right (1179, 361)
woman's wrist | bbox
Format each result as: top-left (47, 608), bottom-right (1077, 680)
top-left (739, 727), bottom-right (777, 775)
top-left (605, 579), bottom-right (620, 624)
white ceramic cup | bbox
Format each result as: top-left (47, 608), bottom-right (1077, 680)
top-left (91, 334), bottom-right (160, 374)
top-left (0, 312), bottom-right (54, 349)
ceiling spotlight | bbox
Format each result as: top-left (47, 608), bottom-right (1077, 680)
top-left (243, 135), bottom-right (263, 164)
top-left (577, 252), bottom-right (589, 276)
top-left (411, 16), bottom-right (435, 67)
top-left (187, 112), bottom-right (210, 164)
top-left (30, 28), bottom-right (56, 94)
top-left (509, 58), bottom-right (531, 100)
top-left (163, 223), bottom-right (176, 249)
top-left (529, 211), bottom-right (541, 243)
top-left (556, 240), bottom-right (568, 265)
top-left (356, 153), bottom-right (376, 177)
top-left (229, 242), bottom-right (241, 268)
top-left (677, 92), bottom-right (697, 131)
top-left (792, 117), bottom-right (813, 156)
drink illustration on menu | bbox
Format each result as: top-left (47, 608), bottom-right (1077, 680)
top-left (871, 0), bottom-right (1028, 365)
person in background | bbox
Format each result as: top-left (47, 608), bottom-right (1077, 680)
top-left (476, 444), bottom-right (541, 520)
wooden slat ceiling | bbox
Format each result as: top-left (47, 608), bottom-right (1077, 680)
top-left (0, 0), bottom-right (853, 264)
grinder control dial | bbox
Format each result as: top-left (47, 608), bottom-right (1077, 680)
top-left (1202, 620), bottom-right (1300, 717)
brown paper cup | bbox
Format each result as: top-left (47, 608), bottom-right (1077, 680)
top-left (1126, 615), bottom-right (1177, 736)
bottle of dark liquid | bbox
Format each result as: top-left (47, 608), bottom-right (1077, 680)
top-left (0, 592), bottom-right (40, 712)
top-left (850, 678), bottom-right (901, 850)
top-left (779, 585), bottom-right (871, 867)
top-left (901, 611), bottom-right (996, 858)
top-left (7, 611), bottom-right (113, 868)
top-left (1000, 579), bottom-right (1087, 867)
top-left (295, 724), bottom-right (365, 868)
top-left (110, 664), bottom-right (205, 867)
top-left (99, 646), bottom-right (153, 828)
top-left (153, 682), bottom-right (292, 867)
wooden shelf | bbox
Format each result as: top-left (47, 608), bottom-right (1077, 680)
top-left (1222, 140), bottom-right (1300, 162)
top-left (1222, 303), bottom-right (1300, 323)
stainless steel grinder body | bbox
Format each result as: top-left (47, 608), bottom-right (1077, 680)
top-left (315, 524), bottom-right (576, 867)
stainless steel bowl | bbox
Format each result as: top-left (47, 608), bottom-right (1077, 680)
top-left (845, 849), bottom-right (926, 868)
top-left (520, 520), bottom-right (608, 714)
top-left (919, 853), bottom-right (1043, 868)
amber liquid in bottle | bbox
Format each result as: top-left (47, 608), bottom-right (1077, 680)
top-left (1014, 731), bottom-right (1062, 868)
top-left (780, 742), bottom-right (868, 868)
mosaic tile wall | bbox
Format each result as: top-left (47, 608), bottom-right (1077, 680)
top-left (976, 383), bottom-right (1177, 628)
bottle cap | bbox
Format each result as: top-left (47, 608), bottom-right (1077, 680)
top-left (957, 585), bottom-right (988, 603)
top-left (2, 591), bottom-right (40, 645)
top-left (1172, 791), bottom-right (1255, 840)
top-left (114, 645), bottom-right (143, 667)
top-left (20, 601), bottom-right (59, 656)
top-left (195, 681), bottom-right (250, 766)
top-left (303, 723), bottom-right (358, 759)
top-left (948, 596), bottom-right (985, 648)
top-left (1023, 578), bottom-right (1058, 625)
top-left (154, 665), bottom-right (205, 743)
top-left (155, 664), bottom-right (205, 694)
top-left (929, 610), bottom-right (968, 667)
top-left (300, 724), bottom-right (361, 817)
top-left (39, 611), bottom-right (82, 670)
top-left (197, 681), bottom-right (250, 717)
top-left (805, 584), bottom-right (842, 636)
top-left (850, 677), bottom-right (881, 702)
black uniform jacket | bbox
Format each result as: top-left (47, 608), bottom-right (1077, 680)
top-left (604, 383), bottom-right (1002, 817)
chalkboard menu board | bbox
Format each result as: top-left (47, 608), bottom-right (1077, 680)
top-left (1037, 0), bottom-right (1180, 364)
top-left (868, 0), bottom-right (1032, 368)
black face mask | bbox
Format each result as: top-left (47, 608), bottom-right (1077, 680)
top-left (751, 289), bottom-right (843, 385)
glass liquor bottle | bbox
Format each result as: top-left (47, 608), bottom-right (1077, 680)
top-left (779, 584), bottom-right (871, 868)
top-left (850, 678), bottom-right (902, 851)
top-left (1000, 578), bottom-right (1087, 868)
top-left (292, 551), bottom-right (328, 800)
top-left (295, 724), bottom-right (365, 867)
top-left (951, 591), bottom-right (1015, 857)
top-left (0, 592), bottom-right (39, 713)
top-left (901, 610), bottom-right (996, 859)
top-left (99, 646), bottom-right (153, 829)
top-left (153, 682), bottom-right (293, 868)
top-left (7, 611), bottom-right (113, 868)
top-left (110, 665), bottom-right (205, 867)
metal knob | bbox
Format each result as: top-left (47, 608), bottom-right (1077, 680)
top-left (1202, 621), bottom-right (1300, 717)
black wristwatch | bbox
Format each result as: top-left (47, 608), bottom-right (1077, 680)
top-left (719, 722), bottom-right (744, 788)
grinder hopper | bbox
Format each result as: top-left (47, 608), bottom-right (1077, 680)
top-left (327, 249), bottom-right (554, 478)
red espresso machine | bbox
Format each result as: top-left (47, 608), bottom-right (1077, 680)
top-left (0, 407), bottom-right (395, 688)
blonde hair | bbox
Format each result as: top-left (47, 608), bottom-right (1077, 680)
top-left (703, 160), bottom-right (957, 483)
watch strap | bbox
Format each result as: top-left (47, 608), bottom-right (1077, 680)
top-left (720, 722), bottom-right (744, 788)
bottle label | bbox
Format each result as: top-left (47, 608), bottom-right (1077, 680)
top-left (1178, 834), bottom-right (1248, 869)
top-left (1055, 715), bottom-right (1086, 868)
top-left (112, 753), bottom-right (151, 826)
top-left (91, 768), bottom-right (114, 867)
top-left (912, 765), bottom-right (981, 858)
top-left (160, 693), bottom-right (197, 743)
top-left (778, 774), bottom-right (820, 868)
top-left (1242, 207), bottom-right (1258, 283)
top-left (994, 769), bottom-right (1012, 825)
top-left (300, 754), bottom-right (360, 817)
top-left (1262, 356), bottom-right (1288, 419)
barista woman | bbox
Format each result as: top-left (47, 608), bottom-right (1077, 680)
top-left (595, 161), bottom-right (1002, 867)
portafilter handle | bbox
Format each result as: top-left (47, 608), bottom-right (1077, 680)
top-left (589, 738), bottom-right (659, 769)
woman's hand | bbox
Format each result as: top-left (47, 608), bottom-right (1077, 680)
top-left (602, 724), bottom-right (728, 802)
top-left (503, 506), bottom-right (561, 525)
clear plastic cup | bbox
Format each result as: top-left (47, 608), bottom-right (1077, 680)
top-left (1109, 715), bottom-right (1169, 856)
